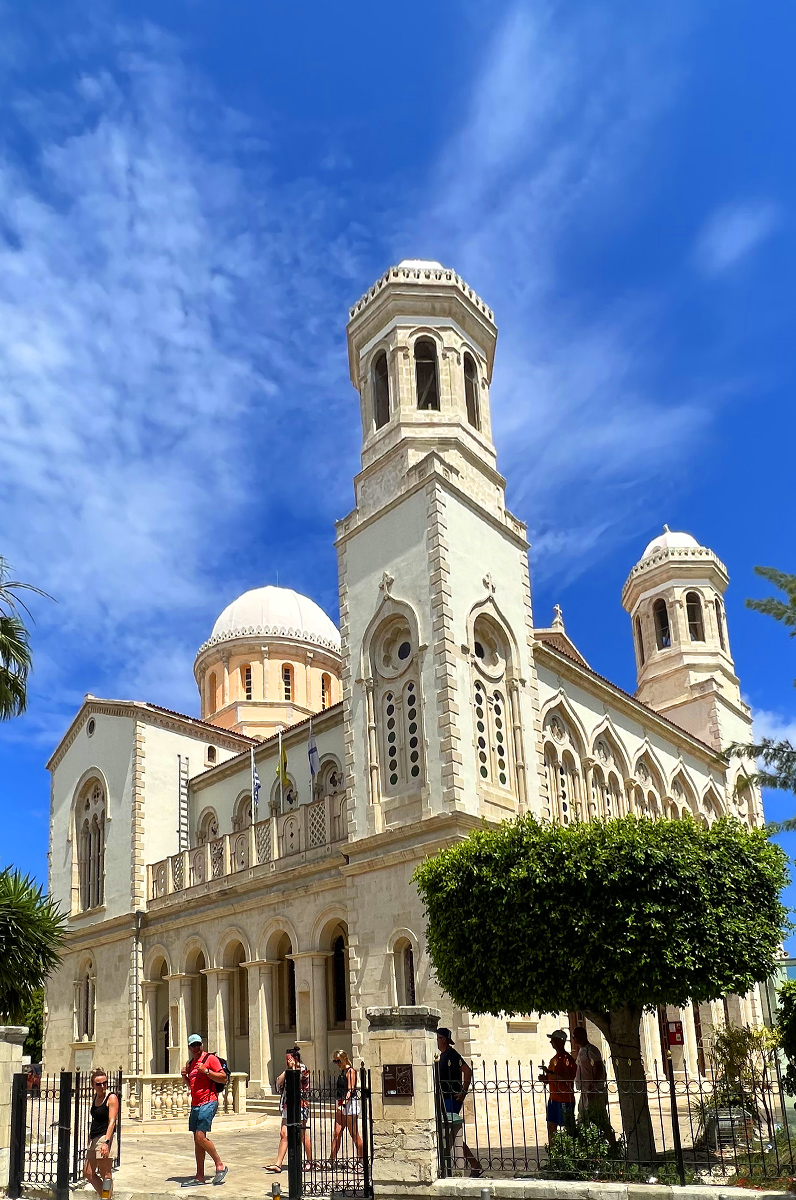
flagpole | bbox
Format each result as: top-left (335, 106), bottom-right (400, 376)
top-left (250, 746), bottom-right (256, 824)
top-left (279, 729), bottom-right (284, 812)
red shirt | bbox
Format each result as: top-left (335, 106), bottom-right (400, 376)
top-left (186, 1053), bottom-right (222, 1107)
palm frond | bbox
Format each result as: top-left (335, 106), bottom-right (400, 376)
top-left (0, 868), bottom-right (67, 1021)
top-left (0, 612), bottom-right (31, 718)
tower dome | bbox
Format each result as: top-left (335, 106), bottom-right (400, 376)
top-left (641, 526), bottom-right (701, 559)
top-left (195, 586), bottom-right (342, 739)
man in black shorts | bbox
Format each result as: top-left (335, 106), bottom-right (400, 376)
top-left (437, 1028), bottom-right (482, 1176)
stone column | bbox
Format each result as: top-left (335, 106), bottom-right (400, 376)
top-left (167, 974), bottom-right (193, 1073)
top-left (365, 1006), bottom-right (440, 1188)
top-left (288, 952), bottom-right (330, 1073)
top-left (141, 982), bottom-right (160, 1074)
top-left (204, 969), bottom-right (232, 1059)
top-left (0, 1026), bottom-right (28, 1189)
top-left (243, 960), bottom-right (275, 1096)
top-left (221, 653), bottom-right (230, 706)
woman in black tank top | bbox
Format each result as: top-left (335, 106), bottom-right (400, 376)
top-left (84, 1069), bottom-right (118, 1198)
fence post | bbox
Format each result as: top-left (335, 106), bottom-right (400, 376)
top-left (71, 1070), bottom-right (82, 1182)
top-left (55, 1071), bottom-right (73, 1200)
top-left (285, 1068), bottom-right (302, 1200)
top-left (666, 1054), bottom-right (686, 1187)
top-left (7, 1071), bottom-right (27, 1199)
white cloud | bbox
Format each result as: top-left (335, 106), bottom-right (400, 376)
top-left (410, 2), bottom-right (707, 577)
top-left (752, 709), bottom-right (796, 745)
top-left (694, 201), bottom-right (780, 277)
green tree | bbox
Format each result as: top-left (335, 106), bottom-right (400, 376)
top-left (414, 814), bottom-right (788, 1164)
top-left (0, 555), bottom-right (50, 720)
top-left (0, 869), bottom-right (66, 1022)
top-left (727, 567), bottom-right (796, 817)
top-left (21, 988), bottom-right (45, 1063)
top-left (775, 978), bottom-right (796, 1097)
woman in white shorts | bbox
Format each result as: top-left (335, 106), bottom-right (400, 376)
top-left (329, 1051), bottom-right (363, 1162)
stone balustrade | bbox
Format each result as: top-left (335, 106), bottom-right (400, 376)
top-left (123, 1072), bottom-right (247, 1122)
top-left (147, 792), bottom-right (347, 902)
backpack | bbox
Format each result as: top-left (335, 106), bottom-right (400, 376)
top-left (202, 1052), bottom-right (231, 1094)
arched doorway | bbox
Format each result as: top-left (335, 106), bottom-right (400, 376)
top-left (145, 957), bottom-right (169, 1074)
top-left (271, 932), bottom-right (297, 1069)
top-left (185, 948), bottom-right (209, 1047)
top-left (223, 940), bottom-right (250, 1075)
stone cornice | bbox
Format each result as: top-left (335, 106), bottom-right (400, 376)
top-left (622, 545), bottom-right (729, 607)
top-left (47, 697), bottom-right (254, 773)
top-left (343, 811), bottom-right (483, 873)
top-left (534, 642), bottom-right (725, 769)
top-left (349, 263), bottom-right (494, 325)
top-left (195, 625), bottom-right (342, 661)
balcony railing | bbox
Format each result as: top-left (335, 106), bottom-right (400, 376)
top-left (147, 792), bottom-right (347, 902)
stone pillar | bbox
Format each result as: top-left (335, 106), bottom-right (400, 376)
top-left (365, 1006), bottom-right (440, 1188)
top-left (244, 960), bottom-right (275, 1096)
top-left (204, 969), bottom-right (232, 1059)
top-left (221, 654), bottom-right (229, 706)
top-left (142, 982), bottom-right (160, 1074)
top-left (311, 953), bottom-right (330, 1075)
top-left (0, 1026), bottom-right (28, 1189)
top-left (167, 974), bottom-right (192, 1074)
top-left (680, 1002), bottom-right (699, 1077)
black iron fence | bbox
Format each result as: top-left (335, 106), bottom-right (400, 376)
top-left (284, 1065), bottom-right (374, 1199)
top-left (434, 1053), bottom-right (795, 1185)
top-left (8, 1068), bottom-right (122, 1200)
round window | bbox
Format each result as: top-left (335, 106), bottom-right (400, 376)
top-left (87, 718), bottom-right (96, 737)
top-left (474, 641), bottom-right (485, 660)
top-left (398, 641), bottom-right (411, 660)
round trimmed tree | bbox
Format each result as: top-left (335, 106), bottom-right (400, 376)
top-left (414, 814), bottom-right (788, 1162)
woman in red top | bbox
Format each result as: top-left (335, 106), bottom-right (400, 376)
top-left (180, 1034), bottom-right (228, 1187)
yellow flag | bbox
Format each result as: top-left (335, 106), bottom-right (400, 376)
top-left (276, 732), bottom-right (289, 788)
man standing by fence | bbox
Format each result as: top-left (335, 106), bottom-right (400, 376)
top-left (539, 1029), bottom-right (577, 1143)
top-left (437, 1027), bottom-right (482, 1177)
top-left (181, 1034), bottom-right (228, 1187)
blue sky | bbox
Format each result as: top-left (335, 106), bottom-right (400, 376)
top-left (1, 0), bottom-right (795, 938)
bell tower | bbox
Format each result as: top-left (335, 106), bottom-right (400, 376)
top-left (622, 527), bottom-right (752, 752)
top-left (336, 260), bottom-right (542, 840)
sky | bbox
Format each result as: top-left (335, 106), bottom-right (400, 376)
top-left (1, 0), bottom-right (795, 937)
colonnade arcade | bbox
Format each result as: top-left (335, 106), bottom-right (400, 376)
top-left (141, 916), bottom-right (351, 1094)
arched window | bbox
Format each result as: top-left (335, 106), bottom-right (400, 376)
top-left (232, 792), bottom-right (253, 832)
top-left (241, 664), bottom-right (252, 700)
top-left (634, 616), bottom-right (645, 665)
top-left (544, 742), bottom-right (581, 825)
top-left (393, 937), bottom-right (416, 1006)
top-left (653, 599), bottom-right (671, 649)
top-left (714, 598), bottom-right (726, 650)
top-left (321, 673), bottom-right (331, 710)
top-left (590, 765), bottom-right (606, 818)
top-left (196, 809), bottom-right (219, 847)
top-left (75, 963), bottom-right (96, 1041)
top-left (414, 338), bottom-right (440, 410)
top-left (463, 352), bottom-right (480, 429)
top-left (471, 614), bottom-right (514, 792)
top-left (686, 592), bottom-right (705, 641)
top-left (77, 781), bottom-right (105, 911)
top-left (371, 614), bottom-right (425, 795)
top-left (372, 351), bottom-right (390, 430)
top-left (332, 934), bottom-right (348, 1024)
top-left (282, 665), bottom-right (293, 701)
top-left (207, 746), bottom-right (217, 763)
top-left (207, 672), bottom-right (217, 712)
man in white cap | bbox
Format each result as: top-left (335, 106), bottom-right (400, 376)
top-left (538, 1029), bottom-right (577, 1143)
top-left (180, 1034), bottom-right (228, 1186)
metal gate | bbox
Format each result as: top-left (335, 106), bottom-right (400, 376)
top-left (8, 1068), bottom-right (122, 1200)
top-left (285, 1064), bottom-right (374, 1198)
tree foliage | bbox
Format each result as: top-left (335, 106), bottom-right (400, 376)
top-left (21, 988), bottom-right (45, 1063)
top-left (413, 814), bottom-right (789, 1020)
top-left (726, 567), bottom-right (796, 821)
top-left (0, 555), bottom-right (51, 720)
top-left (775, 979), bottom-right (796, 1097)
top-left (0, 869), bottom-right (67, 1021)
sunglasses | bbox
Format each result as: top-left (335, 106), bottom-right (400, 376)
top-left (93, 1079), bottom-right (107, 1087)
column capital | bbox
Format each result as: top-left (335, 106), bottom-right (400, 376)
top-left (287, 951), bottom-right (333, 961)
top-left (165, 973), bottom-right (193, 982)
top-left (241, 959), bottom-right (273, 971)
top-left (201, 967), bottom-right (234, 979)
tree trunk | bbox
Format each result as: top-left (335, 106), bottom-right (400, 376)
top-left (584, 1005), bottom-right (657, 1166)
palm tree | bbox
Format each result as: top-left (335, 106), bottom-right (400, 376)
top-left (0, 869), bottom-right (66, 1021)
top-left (0, 555), bottom-right (50, 720)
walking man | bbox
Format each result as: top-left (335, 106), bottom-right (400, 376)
top-left (181, 1033), bottom-right (228, 1187)
top-left (437, 1027), bottom-right (482, 1177)
top-left (539, 1029), bottom-right (577, 1143)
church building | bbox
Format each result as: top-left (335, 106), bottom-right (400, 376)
top-left (44, 260), bottom-right (762, 1094)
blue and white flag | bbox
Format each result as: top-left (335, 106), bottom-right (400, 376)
top-left (250, 747), bottom-right (261, 821)
top-left (307, 719), bottom-right (320, 777)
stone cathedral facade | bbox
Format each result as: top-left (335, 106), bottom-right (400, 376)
top-left (44, 260), bottom-right (763, 1094)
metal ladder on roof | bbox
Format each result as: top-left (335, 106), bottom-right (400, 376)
top-left (177, 754), bottom-right (190, 852)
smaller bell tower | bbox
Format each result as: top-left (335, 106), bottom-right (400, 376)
top-left (621, 527), bottom-right (752, 752)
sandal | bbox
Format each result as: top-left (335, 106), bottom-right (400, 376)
top-left (263, 1165), bottom-right (282, 1173)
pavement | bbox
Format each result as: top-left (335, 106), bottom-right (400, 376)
top-left (86, 1113), bottom-right (284, 1198)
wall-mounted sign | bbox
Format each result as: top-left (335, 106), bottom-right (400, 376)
top-left (667, 1021), bottom-right (684, 1047)
top-left (383, 1064), bottom-right (413, 1097)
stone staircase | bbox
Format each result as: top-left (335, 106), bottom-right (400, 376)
top-left (245, 1094), bottom-right (282, 1116)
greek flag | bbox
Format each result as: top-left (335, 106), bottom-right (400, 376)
top-left (307, 719), bottom-right (320, 777)
top-left (250, 748), bottom-right (261, 821)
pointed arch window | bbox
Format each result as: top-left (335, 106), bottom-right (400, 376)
top-left (394, 938), bottom-right (416, 1006)
top-left (463, 352), bottom-right (480, 429)
top-left (75, 966), bottom-right (96, 1041)
top-left (653, 599), bottom-right (671, 649)
top-left (414, 338), bottom-right (440, 411)
top-left (471, 613), bottom-right (514, 793)
top-left (634, 616), bottom-right (645, 665)
top-left (686, 592), bottom-right (705, 641)
top-left (373, 351), bottom-right (390, 429)
top-left (371, 614), bottom-right (425, 796)
top-left (714, 598), bottom-right (726, 650)
top-left (332, 934), bottom-right (348, 1024)
top-left (77, 781), bottom-right (105, 911)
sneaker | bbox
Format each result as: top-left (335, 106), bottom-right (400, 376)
top-left (212, 1166), bottom-right (228, 1185)
top-left (181, 1179), bottom-right (207, 1187)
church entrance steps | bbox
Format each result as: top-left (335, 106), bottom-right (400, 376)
top-left (244, 1095), bottom-right (282, 1116)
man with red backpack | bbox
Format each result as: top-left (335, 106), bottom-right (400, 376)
top-left (181, 1033), bottom-right (229, 1186)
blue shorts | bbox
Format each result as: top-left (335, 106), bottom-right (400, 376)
top-left (189, 1100), bottom-right (218, 1133)
top-left (443, 1097), bottom-right (463, 1116)
top-left (546, 1099), bottom-right (575, 1128)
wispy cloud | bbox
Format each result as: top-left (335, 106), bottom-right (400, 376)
top-left (694, 200), bottom-right (780, 277)
top-left (753, 708), bottom-right (796, 745)
top-left (411, 2), bottom-right (713, 577)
